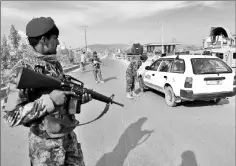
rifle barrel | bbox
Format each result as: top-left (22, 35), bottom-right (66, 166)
top-left (112, 101), bottom-right (124, 107)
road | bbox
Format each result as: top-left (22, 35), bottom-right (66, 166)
top-left (1, 56), bottom-right (235, 166)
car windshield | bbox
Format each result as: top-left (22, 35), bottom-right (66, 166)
top-left (191, 58), bottom-right (232, 74)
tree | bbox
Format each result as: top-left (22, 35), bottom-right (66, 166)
top-left (8, 24), bottom-right (21, 49)
top-left (8, 24), bottom-right (23, 67)
top-left (1, 34), bottom-right (10, 70)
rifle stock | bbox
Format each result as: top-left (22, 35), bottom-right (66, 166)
top-left (16, 68), bottom-right (61, 89)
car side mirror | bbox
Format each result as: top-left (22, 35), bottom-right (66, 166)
top-left (145, 66), bottom-right (150, 70)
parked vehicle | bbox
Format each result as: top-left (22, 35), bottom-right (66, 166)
top-left (141, 54), bottom-right (236, 107)
top-left (115, 53), bottom-right (123, 59)
top-left (203, 26), bottom-right (236, 68)
top-left (126, 43), bottom-right (144, 55)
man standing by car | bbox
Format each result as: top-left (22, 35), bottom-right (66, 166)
top-left (2, 17), bottom-right (92, 166)
top-left (126, 54), bottom-right (148, 99)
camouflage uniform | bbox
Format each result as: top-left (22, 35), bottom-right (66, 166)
top-left (126, 60), bottom-right (142, 93)
top-left (91, 56), bottom-right (103, 82)
top-left (2, 47), bottom-right (85, 166)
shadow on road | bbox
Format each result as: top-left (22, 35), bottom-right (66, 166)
top-left (94, 117), bottom-right (154, 166)
top-left (142, 89), bottom-right (165, 98)
top-left (181, 98), bottom-right (229, 107)
top-left (143, 89), bottom-right (230, 107)
top-left (81, 69), bottom-right (93, 73)
top-left (103, 76), bottom-right (117, 83)
top-left (180, 150), bottom-right (198, 166)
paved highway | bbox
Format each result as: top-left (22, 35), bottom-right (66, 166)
top-left (1, 56), bottom-right (235, 166)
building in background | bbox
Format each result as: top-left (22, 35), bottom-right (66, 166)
top-left (143, 42), bottom-right (181, 55)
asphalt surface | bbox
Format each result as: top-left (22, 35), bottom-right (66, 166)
top-left (1, 56), bottom-right (235, 166)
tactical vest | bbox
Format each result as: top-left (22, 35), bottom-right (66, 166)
top-left (21, 57), bottom-right (80, 139)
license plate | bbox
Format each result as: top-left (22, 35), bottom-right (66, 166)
top-left (206, 80), bottom-right (222, 85)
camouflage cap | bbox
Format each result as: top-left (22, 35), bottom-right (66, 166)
top-left (26, 17), bottom-right (56, 37)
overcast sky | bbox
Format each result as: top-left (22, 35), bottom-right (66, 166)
top-left (1, 1), bottom-right (235, 48)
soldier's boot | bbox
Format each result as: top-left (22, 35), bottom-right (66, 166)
top-left (100, 80), bottom-right (105, 83)
top-left (126, 92), bottom-right (134, 99)
top-left (132, 91), bottom-right (140, 97)
top-left (96, 81), bottom-right (99, 84)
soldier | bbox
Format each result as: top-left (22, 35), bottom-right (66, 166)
top-left (126, 55), bottom-right (148, 99)
top-left (90, 51), bottom-right (105, 84)
top-left (80, 51), bottom-right (86, 71)
top-left (2, 17), bottom-right (92, 166)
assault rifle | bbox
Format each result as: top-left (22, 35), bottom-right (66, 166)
top-left (16, 67), bottom-right (124, 126)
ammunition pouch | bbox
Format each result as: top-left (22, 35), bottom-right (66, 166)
top-left (42, 97), bottom-right (81, 139)
top-left (42, 114), bottom-right (77, 138)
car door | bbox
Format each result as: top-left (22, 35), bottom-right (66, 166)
top-left (151, 59), bottom-right (174, 92)
top-left (143, 59), bottom-right (162, 89)
top-left (168, 58), bottom-right (186, 96)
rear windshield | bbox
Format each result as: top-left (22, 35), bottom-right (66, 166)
top-left (191, 58), bottom-right (232, 74)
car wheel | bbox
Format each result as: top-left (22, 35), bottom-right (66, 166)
top-left (164, 86), bottom-right (177, 107)
top-left (210, 98), bottom-right (221, 104)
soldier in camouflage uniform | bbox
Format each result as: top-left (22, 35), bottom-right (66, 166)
top-left (126, 55), bottom-right (148, 99)
top-left (90, 51), bottom-right (105, 84)
top-left (2, 17), bottom-right (92, 166)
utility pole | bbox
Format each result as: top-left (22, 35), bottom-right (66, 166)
top-left (158, 20), bottom-right (165, 54)
top-left (80, 26), bottom-right (88, 53)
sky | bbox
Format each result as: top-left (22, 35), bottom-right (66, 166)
top-left (1, 1), bottom-right (235, 48)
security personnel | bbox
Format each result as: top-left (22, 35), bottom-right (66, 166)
top-left (2, 17), bottom-right (92, 166)
top-left (80, 51), bottom-right (86, 71)
top-left (91, 51), bottom-right (105, 84)
top-left (126, 55), bottom-right (148, 99)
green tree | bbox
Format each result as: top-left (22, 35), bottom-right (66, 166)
top-left (8, 24), bottom-right (21, 49)
top-left (1, 34), bottom-right (10, 70)
top-left (8, 24), bottom-right (23, 67)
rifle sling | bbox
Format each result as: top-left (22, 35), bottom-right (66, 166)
top-left (76, 103), bottom-right (110, 126)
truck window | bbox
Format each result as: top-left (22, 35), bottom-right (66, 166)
top-left (215, 53), bottom-right (224, 59)
top-left (233, 53), bottom-right (236, 59)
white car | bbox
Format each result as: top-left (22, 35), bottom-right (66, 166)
top-left (141, 55), bottom-right (236, 107)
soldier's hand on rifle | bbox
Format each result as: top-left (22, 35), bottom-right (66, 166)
top-left (49, 90), bottom-right (75, 107)
top-left (81, 93), bottom-right (92, 104)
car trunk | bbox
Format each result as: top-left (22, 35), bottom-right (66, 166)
top-left (192, 73), bottom-right (234, 94)
top-left (190, 57), bottom-right (234, 94)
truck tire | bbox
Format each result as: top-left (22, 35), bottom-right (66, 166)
top-left (164, 86), bottom-right (177, 107)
